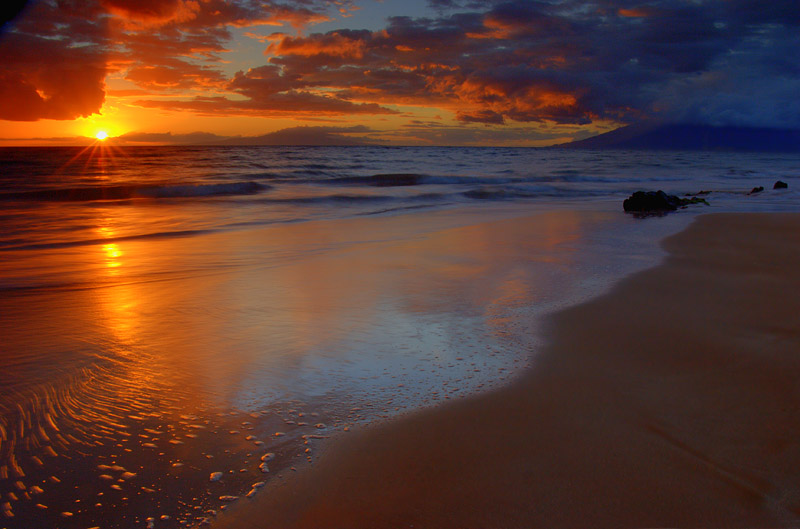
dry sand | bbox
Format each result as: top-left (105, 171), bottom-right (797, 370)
top-left (215, 212), bottom-right (800, 529)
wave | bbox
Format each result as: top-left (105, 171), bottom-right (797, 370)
top-left (460, 186), bottom-right (598, 200)
top-left (260, 194), bottom-right (396, 205)
top-left (0, 229), bottom-right (214, 252)
top-left (423, 175), bottom-right (526, 185)
top-left (462, 187), bottom-right (540, 200)
top-left (324, 173), bottom-right (426, 187)
top-left (0, 181), bottom-right (268, 202)
top-left (137, 181), bottom-right (267, 198)
top-left (258, 192), bottom-right (450, 206)
top-left (359, 203), bottom-right (443, 216)
top-left (320, 173), bottom-right (551, 187)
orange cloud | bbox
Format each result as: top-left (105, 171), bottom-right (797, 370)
top-left (133, 91), bottom-right (397, 117)
top-left (125, 65), bottom-right (226, 89)
top-left (102, 0), bottom-right (330, 30)
top-left (0, 2), bottom-right (107, 121)
top-left (267, 31), bottom-right (368, 59)
top-left (102, 0), bottom-right (202, 29)
top-left (618, 8), bottom-right (653, 18)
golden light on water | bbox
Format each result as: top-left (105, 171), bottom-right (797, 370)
top-left (103, 243), bottom-right (123, 268)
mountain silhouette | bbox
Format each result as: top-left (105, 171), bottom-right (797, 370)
top-left (559, 123), bottom-right (800, 152)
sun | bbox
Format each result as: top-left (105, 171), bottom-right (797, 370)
top-left (95, 130), bottom-right (109, 141)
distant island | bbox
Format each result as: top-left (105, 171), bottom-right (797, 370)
top-left (559, 123), bottom-right (800, 152)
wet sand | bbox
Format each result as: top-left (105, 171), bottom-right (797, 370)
top-left (215, 213), bottom-right (800, 528)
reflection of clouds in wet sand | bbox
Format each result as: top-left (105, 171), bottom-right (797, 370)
top-left (0, 207), bottom-right (615, 527)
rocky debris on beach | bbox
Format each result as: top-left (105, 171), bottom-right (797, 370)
top-left (774, 180), bottom-right (789, 189)
top-left (749, 186), bottom-right (764, 194)
top-left (623, 190), bottom-right (709, 214)
top-left (245, 482), bottom-right (266, 498)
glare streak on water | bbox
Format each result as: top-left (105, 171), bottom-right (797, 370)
top-left (0, 146), bottom-right (799, 528)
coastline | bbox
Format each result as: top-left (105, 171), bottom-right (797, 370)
top-left (214, 212), bottom-right (800, 528)
top-left (4, 204), bottom-right (666, 528)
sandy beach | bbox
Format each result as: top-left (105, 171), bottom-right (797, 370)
top-left (214, 212), bottom-right (800, 529)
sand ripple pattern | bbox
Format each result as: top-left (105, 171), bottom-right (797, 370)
top-left (0, 354), bottom-right (257, 528)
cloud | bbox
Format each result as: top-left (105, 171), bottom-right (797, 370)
top-left (252, 12), bottom-right (600, 124)
top-left (239, 0), bottom-right (800, 128)
top-left (117, 125), bottom-right (373, 145)
top-left (652, 25), bottom-right (800, 128)
top-left (3, 0), bottom-right (800, 130)
top-left (0, 0), bottom-right (30, 31)
top-left (0, 1), bottom-right (107, 121)
top-left (101, 0), bottom-right (335, 30)
top-left (117, 131), bottom-right (229, 143)
top-left (394, 119), bottom-right (573, 146)
top-left (456, 110), bottom-right (505, 125)
top-left (134, 91), bottom-right (397, 117)
top-left (101, 0), bottom-right (201, 27)
top-left (0, 0), bottom-right (369, 121)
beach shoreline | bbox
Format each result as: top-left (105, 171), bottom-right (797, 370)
top-left (213, 212), bottom-right (800, 529)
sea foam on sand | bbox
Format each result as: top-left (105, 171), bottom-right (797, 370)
top-left (213, 213), bottom-right (800, 529)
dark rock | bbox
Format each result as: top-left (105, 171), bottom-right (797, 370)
top-left (623, 190), bottom-right (710, 215)
top-left (681, 196), bottom-right (710, 207)
top-left (685, 190), bottom-right (712, 197)
top-left (623, 190), bottom-right (680, 213)
top-left (749, 186), bottom-right (764, 194)
top-left (774, 180), bottom-right (789, 189)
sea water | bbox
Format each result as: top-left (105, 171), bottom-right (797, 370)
top-left (1, 145), bottom-right (798, 528)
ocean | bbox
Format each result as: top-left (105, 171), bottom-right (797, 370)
top-left (1, 145), bottom-right (799, 528)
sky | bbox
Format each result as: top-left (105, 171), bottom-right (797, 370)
top-left (0, 0), bottom-right (798, 146)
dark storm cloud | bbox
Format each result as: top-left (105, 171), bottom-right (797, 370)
top-left (0, 1), bottom-right (108, 120)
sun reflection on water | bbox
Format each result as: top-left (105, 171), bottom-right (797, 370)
top-left (103, 243), bottom-right (123, 268)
